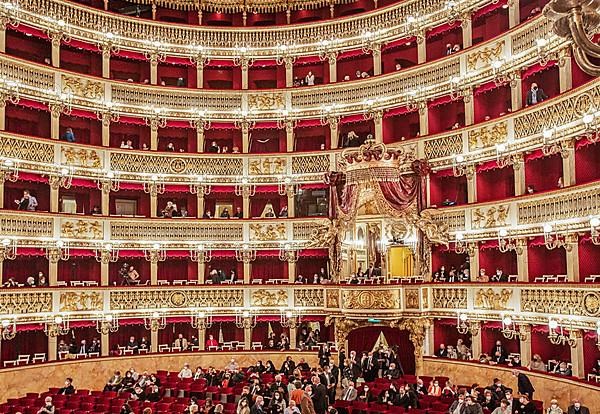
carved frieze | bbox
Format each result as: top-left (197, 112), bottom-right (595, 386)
top-left (61, 147), bottom-right (102, 168)
top-left (59, 292), bottom-right (103, 312)
top-left (249, 223), bottom-right (286, 241)
top-left (474, 288), bottom-right (512, 310)
top-left (432, 288), bottom-right (467, 309)
top-left (248, 93), bottom-right (285, 110)
top-left (467, 41), bottom-right (504, 70)
top-left (61, 219), bottom-right (103, 239)
top-left (248, 158), bottom-right (286, 175)
top-left (405, 289), bottom-right (419, 309)
top-left (468, 122), bottom-right (508, 150)
top-left (251, 290), bottom-right (288, 307)
top-left (61, 75), bottom-right (104, 99)
top-left (110, 289), bottom-right (244, 310)
top-left (342, 290), bottom-right (399, 310)
top-left (294, 289), bottom-right (324, 308)
top-left (472, 205), bottom-right (509, 229)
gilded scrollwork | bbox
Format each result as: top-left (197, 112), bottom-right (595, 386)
top-left (110, 289), bottom-right (244, 310)
top-left (341, 290), bottom-right (399, 310)
top-left (0, 292), bottom-right (52, 314)
top-left (249, 223), bottom-right (286, 241)
top-left (326, 289), bottom-right (339, 308)
top-left (251, 289), bottom-right (288, 307)
top-left (59, 292), bottom-right (103, 312)
top-left (468, 122), bottom-right (508, 150)
top-left (474, 288), bottom-right (513, 310)
top-left (294, 288), bottom-right (324, 308)
top-left (61, 75), bottom-right (104, 100)
top-left (432, 288), bottom-right (467, 309)
top-left (248, 158), bottom-right (286, 175)
top-left (405, 289), bottom-right (419, 309)
top-left (61, 147), bottom-right (102, 168)
top-left (248, 93), bottom-right (285, 110)
top-left (61, 219), bottom-right (103, 239)
top-left (472, 205), bottom-right (509, 229)
top-left (467, 41), bottom-right (505, 70)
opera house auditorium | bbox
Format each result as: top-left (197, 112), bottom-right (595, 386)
top-left (0, 0), bottom-right (599, 412)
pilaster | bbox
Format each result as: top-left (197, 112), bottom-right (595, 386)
top-left (285, 58), bottom-right (294, 87)
top-left (150, 330), bottom-right (158, 353)
top-left (150, 61), bottom-right (158, 85)
top-left (461, 15), bottom-right (473, 49)
top-left (510, 77), bottom-right (523, 112)
top-left (327, 53), bottom-right (337, 83)
top-left (48, 336), bottom-right (57, 362)
top-left (243, 195), bottom-right (250, 219)
top-left (518, 324), bottom-right (532, 367)
top-left (100, 261), bottom-right (109, 286)
top-left (373, 111), bottom-right (384, 143)
top-left (470, 321), bottom-right (482, 361)
top-left (243, 262), bottom-right (251, 283)
top-left (559, 53), bottom-right (572, 94)
top-left (566, 241), bottom-right (580, 282)
top-left (150, 261), bottom-right (158, 285)
top-left (372, 46), bottom-right (382, 76)
top-left (508, 0), bottom-right (520, 28)
top-left (417, 36), bottom-right (427, 64)
top-left (287, 193), bottom-right (295, 218)
top-left (288, 260), bottom-right (296, 283)
top-left (513, 156), bottom-right (526, 196)
top-left (241, 62), bottom-right (249, 90)
top-left (561, 140), bottom-right (576, 187)
top-left (516, 239), bottom-right (529, 282)
top-left (101, 332), bottom-right (109, 357)
top-left (419, 105), bottom-right (429, 136)
top-left (50, 186), bottom-right (59, 213)
top-left (466, 166), bottom-right (477, 203)
top-left (150, 194), bottom-right (158, 218)
top-left (197, 261), bottom-right (205, 284)
top-left (570, 330), bottom-right (585, 378)
top-left (198, 327), bottom-right (206, 351)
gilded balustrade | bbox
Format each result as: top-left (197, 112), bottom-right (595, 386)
top-left (0, 16), bottom-right (565, 121)
top-left (11, 0), bottom-right (491, 57)
top-left (0, 285), bottom-right (597, 333)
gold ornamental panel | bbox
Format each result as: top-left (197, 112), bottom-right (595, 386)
top-left (405, 289), bottom-right (420, 309)
top-left (517, 186), bottom-right (600, 225)
top-left (521, 289), bottom-right (585, 316)
top-left (471, 204), bottom-right (509, 229)
top-left (468, 121), bottom-right (508, 150)
top-left (248, 94), bottom-right (285, 111)
top-left (294, 289), bottom-right (324, 308)
top-left (291, 154), bottom-right (331, 176)
top-left (61, 219), bottom-right (104, 240)
top-left (341, 290), bottom-right (400, 310)
top-left (474, 288), bottom-right (512, 311)
top-left (0, 213), bottom-right (53, 237)
top-left (110, 289), bottom-right (244, 310)
top-left (467, 41), bottom-right (504, 71)
top-left (431, 288), bottom-right (467, 309)
top-left (292, 220), bottom-right (328, 242)
top-left (248, 157), bottom-right (286, 175)
top-left (59, 292), bottom-right (103, 312)
top-left (0, 292), bottom-right (52, 314)
top-left (61, 147), bottom-right (103, 169)
top-left (110, 221), bottom-right (244, 241)
top-left (424, 134), bottom-right (463, 159)
top-left (249, 223), bottom-right (286, 241)
top-left (0, 135), bottom-right (54, 165)
top-left (251, 289), bottom-right (288, 307)
top-left (325, 289), bottom-right (340, 309)
top-left (61, 75), bottom-right (104, 100)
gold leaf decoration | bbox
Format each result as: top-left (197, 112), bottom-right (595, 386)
top-left (62, 147), bottom-right (102, 168)
top-left (61, 219), bottom-right (103, 239)
top-left (467, 41), bottom-right (504, 70)
top-left (474, 288), bottom-right (513, 310)
top-left (342, 290), bottom-right (398, 310)
top-left (248, 93), bottom-right (285, 110)
top-left (61, 75), bottom-right (104, 99)
top-left (249, 223), bottom-right (286, 241)
top-left (251, 289), bottom-right (288, 307)
top-left (60, 292), bottom-right (103, 312)
top-left (248, 158), bottom-right (286, 175)
top-left (468, 122), bottom-right (508, 150)
top-left (472, 205), bottom-right (509, 229)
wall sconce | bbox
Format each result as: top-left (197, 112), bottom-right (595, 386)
top-left (0, 158), bottom-right (19, 182)
top-left (443, 0), bottom-right (466, 25)
top-left (452, 154), bottom-right (468, 177)
top-left (404, 15), bottom-right (425, 44)
top-left (0, 77), bottom-right (20, 105)
top-left (95, 242), bottom-right (119, 263)
top-left (143, 40), bottom-right (167, 63)
top-left (278, 243), bottom-right (298, 263)
top-left (491, 60), bottom-right (518, 87)
top-left (48, 166), bottom-right (73, 190)
top-left (96, 313), bottom-right (119, 334)
top-left (191, 308), bottom-right (213, 329)
top-left (591, 217), bottom-right (600, 245)
top-left (235, 244), bottom-right (257, 263)
top-left (235, 177), bottom-right (256, 197)
top-left (449, 76), bottom-right (472, 102)
top-left (501, 315), bottom-right (526, 340)
top-left (360, 30), bottom-right (382, 55)
top-left (405, 87), bottom-right (427, 113)
top-left (44, 314), bottom-right (70, 337)
top-left (233, 46), bottom-right (255, 67)
top-left (495, 143), bottom-right (519, 168)
top-left (275, 43), bottom-right (296, 66)
top-left (234, 110), bottom-right (256, 131)
top-left (144, 107), bottom-right (167, 130)
top-left (280, 309), bottom-right (301, 328)
top-left (582, 112), bottom-right (600, 143)
top-left (0, 0), bottom-right (21, 28)
top-left (0, 238), bottom-right (17, 261)
top-left (319, 105), bottom-right (340, 126)
top-left (548, 318), bottom-right (576, 347)
top-left (0, 317), bottom-right (16, 340)
top-left (276, 109), bottom-right (298, 130)
top-left (543, 223), bottom-right (577, 251)
top-left (45, 239), bottom-right (69, 262)
top-left (497, 229), bottom-right (522, 254)
top-left (48, 90), bottom-right (73, 117)
top-left (456, 313), bottom-right (479, 336)
top-left (143, 174), bottom-right (165, 196)
top-left (535, 38), bottom-right (552, 67)
top-left (190, 44), bottom-right (211, 68)
top-left (144, 243), bottom-right (167, 263)
top-left (235, 309), bottom-right (257, 329)
top-left (96, 101), bottom-right (120, 126)
top-left (454, 232), bottom-right (473, 255)
top-left (317, 38), bottom-right (338, 62)
top-left (540, 128), bottom-right (562, 156)
top-left (97, 31), bottom-right (120, 56)
top-left (144, 311), bottom-right (166, 331)
top-left (278, 176), bottom-right (298, 197)
top-left (97, 170), bottom-right (120, 194)
top-left (189, 175), bottom-right (211, 196)
top-left (190, 243), bottom-right (212, 263)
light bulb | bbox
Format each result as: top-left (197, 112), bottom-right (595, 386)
top-left (498, 228), bottom-right (508, 237)
top-left (543, 223), bottom-right (553, 233)
top-left (503, 316), bottom-right (512, 326)
top-left (455, 154), bottom-right (465, 163)
top-left (591, 217), bottom-right (600, 228)
top-left (456, 232), bottom-right (464, 241)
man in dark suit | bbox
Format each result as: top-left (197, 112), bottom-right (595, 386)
top-left (487, 378), bottom-right (508, 402)
top-left (340, 381), bottom-right (358, 401)
top-left (490, 341), bottom-right (508, 364)
top-left (250, 396), bottom-right (265, 414)
top-left (361, 352), bottom-right (377, 382)
top-left (436, 344), bottom-right (448, 358)
top-left (567, 399), bottom-right (591, 414)
top-left (280, 356), bottom-right (296, 376)
top-left (526, 82), bottom-right (548, 106)
top-left (513, 394), bottom-right (536, 414)
top-left (490, 268), bottom-right (508, 282)
top-left (512, 370), bottom-right (535, 400)
top-left (58, 378), bottom-right (75, 395)
top-left (311, 376), bottom-right (328, 414)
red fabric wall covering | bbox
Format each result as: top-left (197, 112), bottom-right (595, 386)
top-left (575, 142), bottom-right (600, 183)
top-left (426, 26), bottom-right (462, 61)
top-left (206, 259), bottom-right (243, 281)
top-left (381, 42), bottom-right (418, 73)
top-left (527, 244), bottom-right (566, 280)
top-left (571, 58), bottom-right (595, 88)
top-left (519, 0), bottom-right (547, 23)
top-left (295, 134), bottom-right (326, 151)
top-left (109, 123), bottom-right (150, 149)
top-left (293, 61), bottom-right (328, 85)
top-left (59, 186), bottom-right (102, 214)
top-left (251, 259), bottom-right (286, 281)
top-left (57, 326), bottom-right (99, 352)
top-left (60, 46), bottom-right (103, 78)
top-left (336, 0), bottom-right (371, 17)
top-left (530, 329), bottom-right (571, 362)
top-left (251, 322), bottom-right (288, 343)
top-left (431, 248), bottom-right (468, 273)
top-left (383, 111), bottom-right (419, 143)
top-left (524, 152), bottom-right (563, 193)
top-left (433, 320), bottom-right (472, 350)
top-left (109, 189), bottom-right (150, 216)
top-left (111, 56), bottom-right (151, 83)
top-left (157, 258), bottom-right (195, 282)
top-left (348, 326), bottom-right (416, 374)
top-left (471, 7), bottom-right (509, 46)
top-left (249, 194), bottom-right (282, 217)
top-left (578, 240), bottom-right (600, 279)
top-left (157, 193), bottom-right (197, 217)
top-left (1, 330), bottom-right (47, 361)
top-left (428, 100), bottom-right (464, 134)
top-left (157, 128), bottom-right (195, 152)
top-left (290, 8), bottom-right (327, 24)
top-left (481, 327), bottom-right (520, 355)
top-left (204, 128), bottom-right (242, 151)
top-left (109, 259), bottom-right (150, 286)
top-left (3, 256), bottom-right (48, 284)
top-left (5, 104), bottom-right (51, 138)
top-left (156, 64), bottom-right (197, 89)
top-left (476, 166), bottom-right (515, 203)
top-left (4, 180), bottom-right (51, 212)
top-left (248, 65), bottom-right (285, 89)
top-left (109, 324), bottom-right (149, 352)
top-left (203, 195), bottom-right (243, 217)
top-left (5, 29), bottom-right (51, 63)
top-left (204, 66), bottom-right (242, 89)
top-left (159, 322), bottom-right (199, 346)
top-left (521, 65), bottom-right (560, 103)
top-left (429, 174), bottom-right (468, 207)
top-left (337, 54), bottom-right (373, 80)
top-left (478, 245), bottom-right (517, 275)
top-left (583, 335), bottom-right (600, 374)
top-left (250, 129), bottom-right (285, 153)
top-left (296, 257), bottom-right (328, 280)
top-left (60, 115), bottom-right (103, 146)
top-left (473, 85), bottom-right (511, 123)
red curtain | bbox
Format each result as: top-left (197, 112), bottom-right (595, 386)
top-left (524, 153), bottom-right (563, 192)
top-left (433, 321), bottom-right (472, 350)
top-left (522, 66), bottom-right (560, 102)
top-left (429, 173), bottom-right (468, 207)
top-left (477, 166), bottom-right (515, 202)
top-left (426, 26), bottom-right (462, 61)
top-left (1, 330), bottom-right (47, 362)
top-left (583, 335), bottom-right (600, 374)
top-left (109, 259), bottom-right (150, 285)
top-left (382, 111), bottom-right (420, 143)
top-left (3, 255), bottom-right (48, 285)
top-left (428, 100), bottom-right (464, 134)
top-left (59, 186), bottom-right (102, 215)
top-left (250, 194), bottom-right (282, 218)
top-left (571, 58), bottom-right (595, 88)
top-left (472, 6), bottom-right (509, 44)
top-left (381, 42), bottom-right (418, 73)
top-left (431, 247), bottom-right (467, 273)
top-left (347, 326), bottom-right (416, 374)
top-left (109, 189), bottom-right (151, 217)
top-left (5, 104), bottom-right (51, 138)
top-left (111, 56), bottom-right (151, 83)
top-left (578, 240), bottom-right (600, 280)
top-left (575, 141), bottom-right (600, 183)
top-left (251, 259), bottom-right (286, 281)
top-left (479, 244), bottom-right (517, 275)
top-left (251, 322), bottom-right (288, 343)
top-left (158, 322), bottom-right (198, 346)
top-left (296, 257), bottom-right (329, 280)
top-left (337, 53), bottom-right (373, 79)
top-left (378, 176), bottom-right (419, 213)
top-left (473, 84), bottom-right (511, 122)
top-left (57, 257), bottom-right (101, 284)
top-left (157, 258), bottom-right (193, 282)
top-left (481, 326), bottom-right (519, 355)
top-left (527, 244), bottom-right (566, 280)
top-left (109, 323), bottom-right (149, 352)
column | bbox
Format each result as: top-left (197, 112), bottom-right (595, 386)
top-left (518, 324), bottom-right (532, 367)
top-left (100, 261), bottom-right (109, 286)
top-left (241, 122), bottom-right (250, 153)
top-left (150, 194), bottom-right (158, 218)
top-left (510, 77), bottom-right (523, 112)
top-left (328, 118), bottom-right (339, 149)
top-left (50, 185), bottom-right (59, 213)
top-left (397, 319), bottom-right (430, 376)
top-left (50, 106), bottom-right (61, 140)
top-left (198, 327), bottom-right (206, 351)
top-left (419, 105), bottom-right (429, 136)
top-left (150, 126), bottom-right (158, 151)
top-left (48, 336), bottom-right (57, 362)
top-left (0, 102), bottom-right (5, 130)
top-left (470, 322), bottom-right (482, 360)
top-left (566, 240), bottom-right (580, 282)
top-left (197, 261), bottom-right (205, 284)
top-left (101, 49), bottom-right (110, 79)
top-left (373, 111), bottom-right (383, 143)
top-left (243, 262), bottom-right (251, 283)
top-left (197, 193), bottom-right (205, 219)
top-left (150, 330), bottom-right (158, 353)
top-left (101, 332), bottom-right (110, 357)
top-left (289, 324), bottom-right (297, 350)
top-left (101, 191), bottom-right (110, 216)
top-left (516, 239), bottom-right (529, 282)
top-left (241, 61), bottom-right (249, 90)
top-left (372, 45), bottom-right (382, 76)
top-left (468, 243), bottom-right (479, 282)
top-left (284, 58), bottom-right (294, 88)
top-left (285, 123), bottom-right (294, 152)
top-left (508, 0), bottom-right (520, 28)
top-left (288, 260), bottom-right (296, 283)
top-left (195, 62), bottom-right (205, 89)
top-left (417, 36), bottom-right (426, 64)
top-left (327, 53), bottom-right (337, 83)
top-left (150, 261), bottom-right (158, 285)
top-left (196, 125), bottom-right (205, 153)
top-left (570, 330), bottom-right (585, 378)
top-left (513, 155), bottom-right (526, 196)
top-left (464, 93), bottom-right (474, 126)
top-left (101, 122), bottom-right (110, 147)
top-left (150, 58), bottom-right (158, 85)
top-left (48, 255), bottom-right (59, 287)
top-left (461, 15), bottom-right (473, 49)
top-left (466, 166), bottom-right (477, 203)
top-left (243, 319), bottom-right (252, 350)
top-left (561, 140), bottom-right (576, 187)
top-left (0, 23), bottom-right (6, 53)
top-left (287, 193), bottom-right (295, 218)
top-left (424, 324), bottom-right (434, 356)
top-left (0, 180), bottom-right (4, 208)
top-left (243, 195), bottom-right (250, 219)
top-left (559, 52), bottom-right (572, 93)
top-left (51, 37), bottom-right (60, 68)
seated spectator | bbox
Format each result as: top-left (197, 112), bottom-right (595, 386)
top-left (441, 380), bottom-right (456, 397)
top-left (62, 127), bottom-right (75, 143)
top-left (567, 399), bottom-right (590, 414)
top-left (514, 395), bottom-right (537, 414)
top-left (206, 334), bottom-right (218, 349)
top-left (203, 210), bottom-right (213, 219)
top-left (456, 339), bottom-right (471, 360)
top-left (528, 354), bottom-right (546, 372)
top-left (490, 268), bottom-right (508, 282)
top-left (2, 277), bottom-right (18, 287)
top-left (126, 336), bottom-right (139, 352)
top-left (427, 379), bottom-right (441, 397)
top-left (232, 207), bottom-right (243, 218)
top-left (452, 44), bottom-right (461, 53)
top-left (38, 272), bottom-right (48, 286)
top-left (58, 378), bottom-right (75, 395)
top-left (279, 205), bottom-right (288, 217)
top-left (139, 336), bottom-right (150, 352)
top-left (104, 371), bottom-right (123, 391)
top-left (174, 333), bottom-right (188, 351)
top-left (178, 363), bottom-right (193, 379)
top-left (119, 371), bottom-right (135, 392)
top-left (58, 339), bottom-right (70, 354)
top-left (414, 378), bottom-right (427, 396)
top-left (526, 82), bottom-right (548, 106)
top-left (15, 190), bottom-right (38, 211)
top-left (220, 208), bottom-right (231, 218)
top-left (130, 385), bottom-right (146, 401)
top-left (591, 359), bottom-right (600, 375)
top-left (477, 269), bottom-right (489, 282)
top-left (395, 63), bottom-right (402, 71)
top-left (482, 390), bottom-right (497, 411)
top-left (126, 266), bottom-right (140, 285)
top-left (208, 141), bottom-right (220, 153)
top-left (464, 394), bottom-right (483, 414)
top-left (435, 344), bottom-right (448, 358)
top-left (553, 361), bottom-right (572, 376)
top-left (446, 43), bottom-right (453, 55)
top-left (36, 397), bottom-right (55, 414)
top-left (120, 403), bottom-right (133, 414)
top-left (161, 201), bottom-right (178, 218)
top-left (448, 391), bottom-right (466, 412)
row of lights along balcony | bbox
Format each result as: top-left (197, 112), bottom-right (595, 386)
top-left (0, 0), bottom-right (490, 57)
top-left (0, 32), bottom-right (564, 122)
top-left (452, 217), bottom-right (600, 253)
top-left (0, 308), bottom-right (302, 338)
top-left (0, 239), bottom-right (303, 264)
top-left (456, 312), bottom-right (600, 350)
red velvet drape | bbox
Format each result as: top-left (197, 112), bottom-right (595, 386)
top-left (433, 320), bottom-right (472, 350)
top-left (1, 330), bottom-right (47, 362)
top-left (3, 255), bottom-right (48, 285)
top-left (481, 325), bottom-right (519, 355)
top-left (479, 243), bottom-right (517, 275)
top-left (578, 239), bottom-right (600, 280)
top-left (530, 328), bottom-right (571, 362)
top-left (57, 257), bottom-right (101, 284)
top-left (378, 176), bottom-right (419, 213)
top-left (477, 165), bottom-right (515, 202)
top-left (251, 259), bottom-right (286, 281)
top-left (431, 247), bottom-right (467, 273)
top-left (5, 104), bottom-right (51, 138)
top-left (524, 152), bottom-right (563, 192)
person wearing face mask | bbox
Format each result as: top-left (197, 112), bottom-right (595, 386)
top-left (357, 384), bottom-right (373, 402)
top-left (567, 399), bottom-right (590, 414)
top-left (378, 384), bottom-right (398, 405)
top-left (491, 399), bottom-right (511, 414)
top-left (512, 370), bottom-right (535, 400)
top-left (428, 380), bottom-right (442, 397)
top-left (546, 399), bottom-right (563, 414)
top-left (250, 396), bottom-right (265, 414)
top-left (448, 392), bottom-right (467, 414)
top-left (487, 378), bottom-right (507, 402)
top-left (490, 341), bottom-right (508, 364)
top-left (514, 394), bottom-right (536, 414)
top-left (481, 390), bottom-right (497, 411)
top-left (526, 82), bottom-right (548, 106)
top-left (464, 395), bottom-right (483, 414)
top-left (528, 354), bottom-right (546, 372)
top-left (414, 378), bottom-right (428, 396)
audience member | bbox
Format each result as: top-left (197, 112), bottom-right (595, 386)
top-left (15, 190), bottom-right (38, 211)
top-left (526, 82), bottom-right (548, 106)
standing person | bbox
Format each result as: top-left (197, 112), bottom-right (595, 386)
top-left (300, 386), bottom-right (316, 414)
top-left (311, 377), bottom-right (327, 414)
top-left (512, 370), bottom-right (535, 400)
top-left (526, 82), bottom-right (548, 105)
top-left (15, 190), bottom-right (38, 211)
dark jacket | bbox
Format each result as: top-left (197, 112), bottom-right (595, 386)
top-left (515, 373), bottom-right (535, 397)
top-left (567, 406), bottom-right (590, 414)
